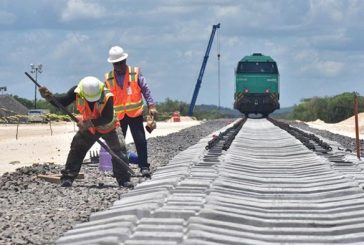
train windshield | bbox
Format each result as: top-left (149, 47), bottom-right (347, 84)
top-left (237, 62), bottom-right (278, 74)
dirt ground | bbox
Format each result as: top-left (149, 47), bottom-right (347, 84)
top-left (305, 112), bottom-right (364, 138)
top-left (0, 120), bottom-right (201, 175)
top-left (0, 122), bottom-right (75, 174)
top-left (1, 114), bottom-right (363, 176)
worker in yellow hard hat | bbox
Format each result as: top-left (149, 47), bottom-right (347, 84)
top-left (104, 45), bottom-right (157, 178)
top-left (39, 76), bottom-right (133, 188)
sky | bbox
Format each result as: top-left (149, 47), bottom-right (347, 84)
top-left (0, 0), bottom-right (363, 109)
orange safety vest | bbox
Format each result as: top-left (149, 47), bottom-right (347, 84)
top-left (75, 87), bottom-right (119, 134)
top-left (104, 66), bottom-right (144, 120)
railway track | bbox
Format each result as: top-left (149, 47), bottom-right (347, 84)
top-left (57, 118), bottom-right (364, 245)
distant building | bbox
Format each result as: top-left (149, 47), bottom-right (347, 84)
top-left (0, 95), bottom-right (28, 117)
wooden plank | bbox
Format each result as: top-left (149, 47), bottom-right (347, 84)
top-left (37, 175), bottom-right (61, 184)
top-left (37, 173), bottom-right (85, 184)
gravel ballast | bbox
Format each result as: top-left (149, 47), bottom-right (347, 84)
top-left (1, 118), bottom-right (362, 244)
top-left (288, 120), bottom-right (363, 154)
top-left (0, 119), bottom-right (234, 245)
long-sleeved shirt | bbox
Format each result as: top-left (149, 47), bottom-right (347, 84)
top-left (53, 86), bottom-right (114, 127)
top-left (115, 71), bottom-right (155, 106)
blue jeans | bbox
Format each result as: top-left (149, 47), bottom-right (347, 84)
top-left (120, 115), bottom-right (149, 170)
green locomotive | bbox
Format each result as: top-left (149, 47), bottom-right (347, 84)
top-left (234, 53), bottom-right (280, 117)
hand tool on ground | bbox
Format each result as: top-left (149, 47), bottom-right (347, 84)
top-left (25, 72), bottom-right (135, 176)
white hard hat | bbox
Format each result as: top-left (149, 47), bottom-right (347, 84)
top-left (78, 76), bottom-right (104, 102)
top-left (107, 46), bottom-right (128, 63)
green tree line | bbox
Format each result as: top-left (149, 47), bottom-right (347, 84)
top-left (285, 92), bottom-right (364, 123)
top-left (12, 92), bottom-right (363, 123)
top-left (12, 96), bottom-right (239, 121)
top-left (144, 98), bottom-right (240, 120)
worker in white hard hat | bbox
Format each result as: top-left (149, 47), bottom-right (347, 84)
top-left (104, 45), bottom-right (157, 178)
top-left (38, 76), bottom-right (133, 188)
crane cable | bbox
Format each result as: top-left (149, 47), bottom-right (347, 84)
top-left (216, 27), bottom-right (221, 109)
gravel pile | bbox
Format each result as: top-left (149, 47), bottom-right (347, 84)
top-left (0, 119), bottom-right (233, 245)
top-left (0, 95), bottom-right (28, 116)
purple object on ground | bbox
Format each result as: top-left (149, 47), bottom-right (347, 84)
top-left (99, 146), bottom-right (139, 172)
top-left (99, 146), bottom-right (112, 172)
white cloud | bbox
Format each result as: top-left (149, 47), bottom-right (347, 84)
top-left (0, 11), bottom-right (16, 25)
top-left (300, 58), bottom-right (344, 77)
top-left (294, 48), bottom-right (344, 77)
top-left (61, 0), bottom-right (106, 22)
top-left (52, 33), bottom-right (89, 59)
top-left (307, 0), bottom-right (364, 27)
top-left (316, 60), bottom-right (344, 77)
top-left (214, 5), bottom-right (240, 18)
top-left (295, 50), bottom-right (316, 61)
top-left (1, 0), bottom-right (364, 107)
top-left (177, 50), bottom-right (194, 59)
top-left (310, 29), bottom-right (349, 46)
top-left (156, 5), bottom-right (195, 15)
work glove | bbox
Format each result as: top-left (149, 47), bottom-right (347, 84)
top-left (77, 120), bottom-right (93, 132)
top-left (39, 86), bottom-right (53, 101)
top-left (148, 104), bottom-right (158, 117)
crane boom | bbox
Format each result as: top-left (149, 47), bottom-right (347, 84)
top-left (188, 23), bottom-right (220, 116)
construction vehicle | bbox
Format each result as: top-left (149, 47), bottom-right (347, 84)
top-left (188, 23), bottom-right (220, 116)
top-left (27, 109), bottom-right (49, 123)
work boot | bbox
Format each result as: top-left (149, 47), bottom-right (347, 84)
top-left (117, 177), bottom-right (134, 189)
top-left (60, 178), bottom-right (73, 187)
top-left (119, 181), bottom-right (134, 189)
top-left (141, 167), bottom-right (151, 178)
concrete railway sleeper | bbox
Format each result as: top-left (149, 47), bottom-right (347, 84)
top-left (269, 118), bottom-right (364, 191)
top-left (57, 118), bottom-right (364, 245)
top-left (268, 118), bottom-right (333, 153)
top-left (205, 118), bottom-right (246, 151)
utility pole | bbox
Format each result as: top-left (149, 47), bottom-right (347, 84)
top-left (30, 64), bottom-right (42, 109)
top-left (353, 92), bottom-right (361, 160)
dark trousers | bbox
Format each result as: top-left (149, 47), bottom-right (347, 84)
top-left (120, 115), bottom-right (149, 169)
top-left (61, 127), bottom-right (130, 183)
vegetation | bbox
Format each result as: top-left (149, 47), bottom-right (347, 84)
top-left (11, 96), bottom-right (240, 122)
top-left (281, 92), bottom-right (364, 123)
top-left (10, 92), bottom-right (363, 123)
top-left (0, 114), bottom-right (28, 124)
top-left (12, 95), bottom-right (34, 109)
top-left (11, 93), bottom-right (75, 115)
top-left (152, 98), bottom-right (240, 120)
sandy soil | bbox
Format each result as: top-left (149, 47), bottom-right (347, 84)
top-left (0, 120), bottom-right (201, 175)
top-left (305, 112), bottom-right (364, 138)
top-left (2, 113), bottom-right (362, 176)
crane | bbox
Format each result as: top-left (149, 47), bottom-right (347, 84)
top-left (188, 23), bottom-right (220, 116)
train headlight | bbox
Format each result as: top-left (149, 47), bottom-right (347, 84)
top-left (265, 89), bottom-right (270, 93)
top-left (244, 89), bottom-right (249, 93)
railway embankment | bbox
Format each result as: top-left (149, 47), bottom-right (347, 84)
top-left (57, 118), bottom-right (364, 244)
top-left (1, 117), bottom-right (363, 244)
top-left (0, 119), bottom-right (232, 244)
